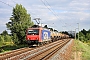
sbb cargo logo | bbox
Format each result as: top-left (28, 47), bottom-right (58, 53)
top-left (43, 32), bottom-right (48, 39)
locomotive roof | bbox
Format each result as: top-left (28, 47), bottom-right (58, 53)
top-left (28, 25), bottom-right (50, 31)
top-left (31, 25), bottom-right (42, 28)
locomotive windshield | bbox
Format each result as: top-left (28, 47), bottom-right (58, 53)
top-left (27, 29), bottom-right (39, 35)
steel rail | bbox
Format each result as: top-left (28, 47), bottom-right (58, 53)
top-left (9, 40), bottom-right (63, 60)
top-left (0, 47), bottom-right (34, 59)
top-left (41, 40), bottom-right (70, 60)
top-left (24, 39), bottom-right (70, 60)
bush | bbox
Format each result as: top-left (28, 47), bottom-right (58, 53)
top-left (4, 35), bottom-right (12, 42)
top-left (0, 35), bottom-right (14, 47)
top-left (0, 48), bottom-right (4, 52)
top-left (0, 35), bottom-right (4, 47)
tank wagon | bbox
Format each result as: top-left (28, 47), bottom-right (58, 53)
top-left (26, 25), bottom-right (69, 46)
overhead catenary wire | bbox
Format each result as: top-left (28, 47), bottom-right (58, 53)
top-left (12, 0), bottom-right (17, 4)
top-left (40, 0), bottom-right (58, 19)
top-left (0, 0), bottom-right (38, 17)
top-left (0, 0), bottom-right (64, 23)
top-left (0, 0), bottom-right (13, 7)
top-left (40, 0), bottom-right (64, 22)
top-left (11, 0), bottom-right (39, 18)
top-left (44, 0), bottom-right (66, 24)
top-left (40, 0), bottom-right (60, 28)
top-left (46, 0), bottom-right (66, 25)
top-left (0, 0), bottom-right (22, 22)
top-left (11, 0), bottom-right (41, 24)
top-left (0, 0), bottom-right (38, 23)
top-left (40, 0), bottom-right (66, 31)
top-left (44, 0), bottom-right (59, 18)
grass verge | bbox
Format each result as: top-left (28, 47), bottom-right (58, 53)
top-left (73, 40), bottom-right (90, 60)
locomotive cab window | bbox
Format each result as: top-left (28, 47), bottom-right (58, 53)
top-left (27, 29), bottom-right (39, 35)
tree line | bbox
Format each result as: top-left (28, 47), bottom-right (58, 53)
top-left (62, 29), bottom-right (90, 45)
top-left (79, 29), bottom-right (90, 43)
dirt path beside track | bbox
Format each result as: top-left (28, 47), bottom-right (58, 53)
top-left (74, 52), bottom-right (82, 60)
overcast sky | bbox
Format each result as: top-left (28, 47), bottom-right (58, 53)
top-left (0, 0), bottom-right (90, 33)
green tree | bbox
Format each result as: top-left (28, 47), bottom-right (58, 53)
top-left (6, 4), bottom-right (34, 44)
top-left (4, 35), bottom-right (12, 42)
top-left (81, 29), bottom-right (87, 35)
top-left (86, 33), bottom-right (90, 40)
top-left (79, 32), bottom-right (85, 42)
top-left (0, 35), bottom-right (4, 46)
top-left (1, 30), bottom-right (8, 36)
top-left (48, 28), bottom-right (53, 31)
top-left (44, 25), bottom-right (48, 28)
top-left (87, 29), bottom-right (90, 33)
top-left (54, 29), bottom-right (58, 32)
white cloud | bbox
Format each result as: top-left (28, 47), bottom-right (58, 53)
top-left (0, 0), bottom-right (90, 33)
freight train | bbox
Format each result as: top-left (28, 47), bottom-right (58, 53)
top-left (26, 25), bottom-right (69, 46)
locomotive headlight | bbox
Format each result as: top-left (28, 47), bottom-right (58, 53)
top-left (28, 38), bottom-right (29, 40)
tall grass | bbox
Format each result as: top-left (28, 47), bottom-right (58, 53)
top-left (75, 40), bottom-right (90, 60)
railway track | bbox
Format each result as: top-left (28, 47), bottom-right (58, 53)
top-left (0, 39), bottom-right (72, 60)
top-left (0, 47), bottom-right (34, 59)
top-left (25, 39), bottom-right (70, 60)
